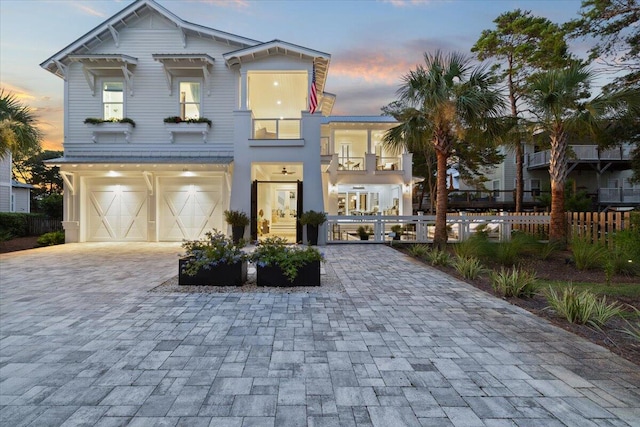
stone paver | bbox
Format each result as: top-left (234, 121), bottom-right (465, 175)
top-left (1, 242), bottom-right (639, 426)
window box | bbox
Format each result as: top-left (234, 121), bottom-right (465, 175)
top-left (85, 121), bottom-right (134, 143)
top-left (178, 258), bottom-right (247, 286)
top-left (256, 261), bottom-right (321, 287)
top-left (164, 122), bottom-right (210, 143)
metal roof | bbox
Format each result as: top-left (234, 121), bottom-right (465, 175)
top-left (44, 156), bottom-right (233, 165)
top-left (321, 116), bottom-right (397, 124)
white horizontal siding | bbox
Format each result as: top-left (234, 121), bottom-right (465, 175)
top-left (65, 9), bottom-right (238, 157)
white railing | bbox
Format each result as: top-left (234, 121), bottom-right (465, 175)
top-left (599, 188), bottom-right (640, 204)
top-left (326, 214), bottom-right (550, 243)
top-left (253, 118), bottom-right (300, 139)
top-left (337, 157), bottom-right (365, 170)
top-left (527, 145), bottom-right (630, 168)
top-left (376, 156), bottom-right (402, 171)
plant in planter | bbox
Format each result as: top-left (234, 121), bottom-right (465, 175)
top-left (163, 116), bottom-right (212, 127)
top-left (299, 210), bottom-right (327, 245)
top-left (250, 236), bottom-right (324, 286)
top-left (224, 210), bottom-right (250, 243)
top-left (84, 117), bottom-right (136, 127)
top-left (390, 225), bottom-right (403, 241)
top-left (357, 225), bottom-right (373, 241)
top-left (179, 229), bottom-right (248, 286)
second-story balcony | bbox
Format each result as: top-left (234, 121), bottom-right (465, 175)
top-left (527, 145), bottom-right (631, 170)
top-left (253, 118), bottom-right (300, 139)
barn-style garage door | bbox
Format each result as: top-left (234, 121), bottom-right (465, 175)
top-left (87, 179), bottom-right (148, 241)
top-left (158, 178), bottom-right (223, 241)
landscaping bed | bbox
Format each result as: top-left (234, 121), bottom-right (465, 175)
top-left (395, 243), bottom-right (640, 366)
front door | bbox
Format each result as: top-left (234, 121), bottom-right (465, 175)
top-left (252, 180), bottom-right (302, 242)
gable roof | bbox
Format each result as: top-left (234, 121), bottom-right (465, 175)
top-left (40, 0), bottom-right (260, 78)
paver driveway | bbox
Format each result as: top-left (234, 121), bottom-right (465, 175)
top-left (1, 243), bottom-right (639, 427)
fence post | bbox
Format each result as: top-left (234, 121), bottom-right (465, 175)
top-left (459, 211), bottom-right (467, 242)
top-left (499, 211), bottom-right (511, 242)
top-left (374, 215), bottom-right (383, 242)
top-left (417, 211), bottom-right (427, 242)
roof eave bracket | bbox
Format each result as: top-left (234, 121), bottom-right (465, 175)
top-left (108, 25), bottom-right (120, 48)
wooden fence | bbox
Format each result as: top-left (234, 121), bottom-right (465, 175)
top-left (566, 211), bottom-right (635, 248)
top-left (26, 217), bottom-right (63, 236)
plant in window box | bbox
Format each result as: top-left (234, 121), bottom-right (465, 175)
top-left (357, 225), bottom-right (373, 241)
top-left (163, 116), bottom-right (212, 127)
top-left (179, 229), bottom-right (248, 286)
top-left (250, 236), bottom-right (323, 287)
top-left (84, 117), bottom-right (136, 127)
top-left (299, 210), bottom-right (327, 246)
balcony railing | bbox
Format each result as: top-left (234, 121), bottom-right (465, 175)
top-left (337, 157), bottom-right (365, 170)
top-left (376, 156), bottom-right (401, 171)
top-left (253, 118), bottom-right (300, 139)
top-left (527, 145), bottom-right (631, 168)
top-left (599, 188), bottom-right (640, 204)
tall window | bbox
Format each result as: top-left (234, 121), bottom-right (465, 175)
top-left (180, 82), bottom-right (201, 119)
top-left (102, 81), bottom-right (124, 120)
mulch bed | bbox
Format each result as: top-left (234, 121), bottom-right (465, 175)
top-left (0, 236), bottom-right (40, 253)
top-left (395, 245), bottom-right (640, 367)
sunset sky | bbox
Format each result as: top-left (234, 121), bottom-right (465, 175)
top-left (1, 0), bottom-right (589, 151)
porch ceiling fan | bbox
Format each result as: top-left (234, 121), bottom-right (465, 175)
top-left (278, 166), bottom-right (295, 176)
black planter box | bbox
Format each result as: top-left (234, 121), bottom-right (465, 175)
top-left (257, 261), bottom-right (321, 287)
top-left (179, 258), bottom-right (247, 286)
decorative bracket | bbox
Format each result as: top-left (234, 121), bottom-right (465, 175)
top-left (108, 25), bottom-right (119, 48)
top-left (142, 171), bottom-right (154, 195)
top-left (60, 171), bottom-right (75, 195)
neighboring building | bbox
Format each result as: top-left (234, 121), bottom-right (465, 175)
top-left (0, 153), bottom-right (12, 212)
top-left (458, 142), bottom-right (639, 212)
top-left (0, 153), bottom-right (34, 213)
top-left (41, 0), bottom-right (413, 243)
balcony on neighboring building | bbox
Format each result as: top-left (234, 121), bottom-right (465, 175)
top-left (599, 188), bottom-right (640, 205)
top-left (527, 145), bottom-right (632, 171)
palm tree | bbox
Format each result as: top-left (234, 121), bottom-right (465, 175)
top-left (385, 51), bottom-right (504, 246)
top-left (525, 64), bottom-right (640, 243)
top-left (0, 89), bottom-right (42, 158)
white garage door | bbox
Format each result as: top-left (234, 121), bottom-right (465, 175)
top-left (87, 179), bottom-right (148, 241)
top-left (159, 178), bottom-right (223, 241)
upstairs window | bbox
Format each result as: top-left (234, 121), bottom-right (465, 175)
top-left (180, 82), bottom-right (201, 119)
top-left (102, 81), bottom-right (124, 120)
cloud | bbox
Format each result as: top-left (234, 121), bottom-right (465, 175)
top-left (73, 3), bottom-right (106, 18)
top-left (328, 37), bottom-right (462, 85)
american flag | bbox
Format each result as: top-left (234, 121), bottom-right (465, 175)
top-left (309, 65), bottom-right (318, 114)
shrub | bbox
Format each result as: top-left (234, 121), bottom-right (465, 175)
top-left (612, 229), bottom-right (640, 274)
top-left (539, 240), bottom-right (562, 261)
top-left (408, 244), bottom-right (429, 258)
top-left (181, 229), bottom-right (247, 276)
top-left (37, 230), bottom-right (65, 246)
top-left (454, 233), bottom-right (491, 259)
top-left (619, 307), bottom-right (640, 342)
top-left (490, 267), bottom-right (537, 298)
top-left (0, 212), bottom-right (29, 237)
top-left (250, 236), bottom-right (323, 282)
top-left (38, 194), bottom-right (63, 219)
top-left (453, 256), bottom-right (486, 279)
top-left (570, 237), bottom-right (607, 270)
top-left (425, 248), bottom-right (452, 266)
top-left (545, 286), bottom-right (622, 326)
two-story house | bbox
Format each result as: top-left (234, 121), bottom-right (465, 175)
top-left (42, 0), bottom-right (413, 243)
